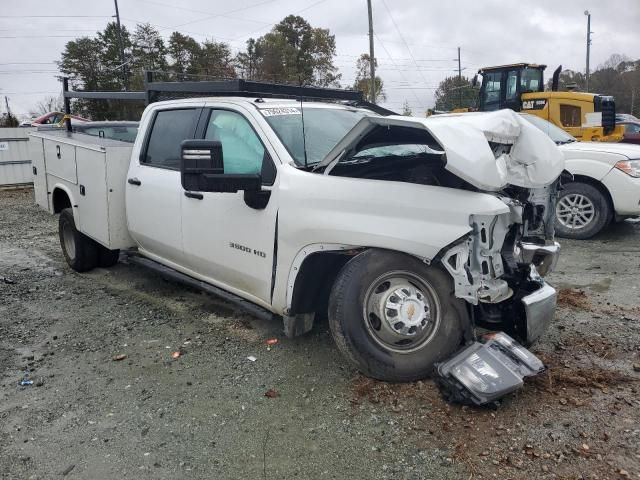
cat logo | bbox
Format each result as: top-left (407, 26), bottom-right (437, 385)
top-left (522, 99), bottom-right (547, 110)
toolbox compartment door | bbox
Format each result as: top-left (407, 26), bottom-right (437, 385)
top-left (44, 140), bottom-right (77, 184)
top-left (28, 137), bottom-right (49, 210)
top-left (76, 149), bottom-right (110, 245)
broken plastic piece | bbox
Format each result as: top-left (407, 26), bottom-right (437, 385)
top-left (112, 354), bottom-right (127, 361)
top-left (1, 276), bottom-right (16, 284)
top-left (247, 355), bottom-right (257, 362)
top-left (265, 338), bottom-right (278, 346)
top-left (264, 389), bottom-right (279, 398)
top-left (171, 351), bottom-right (181, 359)
top-left (435, 332), bottom-right (544, 406)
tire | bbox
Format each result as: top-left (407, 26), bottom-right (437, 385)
top-left (58, 208), bottom-right (98, 272)
top-left (97, 246), bottom-right (120, 268)
top-left (555, 182), bottom-right (612, 239)
top-left (328, 249), bottom-right (469, 382)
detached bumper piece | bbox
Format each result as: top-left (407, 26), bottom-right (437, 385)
top-left (435, 332), bottom-right (544, 407)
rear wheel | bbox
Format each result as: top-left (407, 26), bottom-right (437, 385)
top-left (328, 249), bottom-right (469, 382)
top-left (59, 208), bottom-right (98, 272)
top-left (555, 182), bottom-right (612, 239)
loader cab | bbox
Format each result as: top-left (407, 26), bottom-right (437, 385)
top-left (478, 63), bottom-right (546, 112)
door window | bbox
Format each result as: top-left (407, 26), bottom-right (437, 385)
top-left (204, 110), bottom-right (267, 177)
top-left (624, 123), bottom-right (640, 134)
top-left (505, 70), bottom-right (518, 100)
top-left (143, 109), bottom-right (198, 169)
top-left (482, 72), bottom-right (502, 107)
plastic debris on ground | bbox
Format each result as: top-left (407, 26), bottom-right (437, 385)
top-left (247, 355), bottom-right (257, 362)
top-left (19, 374), bottom-right (33, 386)
top-left (171, 351), bottom-right (182, 359)
top-left (434, 332), bottom-right (545, 407)
top-left (1, 276), bottom-right (16, 284)
top-left (265, 337), bottom-right (279, 351)
top-left (112, 354), bottom-right (127, 361)
top-left (264, 389), bottom-right (279, 398)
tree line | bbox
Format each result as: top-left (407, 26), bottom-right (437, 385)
top-left (57, 16), bottom-right (387, 120)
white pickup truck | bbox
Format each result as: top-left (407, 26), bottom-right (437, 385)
top-left (30, 97), bottom-right (564, 382)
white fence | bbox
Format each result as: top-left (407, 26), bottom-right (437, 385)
top-left (0, 128), bottom-right (35, 186)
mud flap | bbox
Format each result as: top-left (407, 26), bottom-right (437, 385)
top-left (434, 332), bottom-right (544, 406)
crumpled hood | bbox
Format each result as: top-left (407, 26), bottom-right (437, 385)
top-left (320, 109), bottom-right (565, 191)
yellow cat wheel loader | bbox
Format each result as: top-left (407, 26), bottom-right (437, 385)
top-left (474, 63), bottom-right (624, 142)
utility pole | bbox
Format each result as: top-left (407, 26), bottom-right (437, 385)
top-left (584, 10), bottom-right (591, 92)
top-left (4, 96), bottom-right (10, 116)
top-left (367, 0), bottom-right (376, 103)
top-left (114, 0), bottom-right (128, 90)
top-left (457, 47), bottom-right (462, 106)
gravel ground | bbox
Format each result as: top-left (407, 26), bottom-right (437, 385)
top-left (1, 187), bottom-right (639, 480)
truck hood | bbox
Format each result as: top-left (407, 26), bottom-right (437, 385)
top-left (319, 109), bottom-right (565, 191)
top-left (559, 140), bottom-right (640, 160)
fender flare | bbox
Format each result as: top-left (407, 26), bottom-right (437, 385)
top-left (50, 183), bottom-right (79, 225)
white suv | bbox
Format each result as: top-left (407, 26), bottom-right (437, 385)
top-left (523, 114), bottom-right (640, 239)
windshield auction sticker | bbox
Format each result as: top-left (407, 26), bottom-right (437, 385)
top-left (260, 107), bottom-right (301, 117)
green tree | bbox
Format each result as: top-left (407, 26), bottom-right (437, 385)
top-left (401, 100), bottom-right (412, 116)
top-left (244, 15), bottom-right (340, 86)
top-left (434, 76), bottom-right (476, 111)
top-left (130, 23), bottom-right (167, 88)
top-left (194, 40), bottom-right (236, 78)
top-left (236, 38), bottom-right (257, 79)
top-left (98, 22), bottom-right (132, 90)
top-left (353, 53), bottom-right (385, 102)
top-left (167, 32), bottom-right (201, 77)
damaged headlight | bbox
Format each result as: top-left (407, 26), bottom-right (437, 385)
top-left (435, 332), bottom-right (545, 406)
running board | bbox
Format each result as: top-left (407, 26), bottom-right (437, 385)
top-left (126, 254), bottom-right (274, 322)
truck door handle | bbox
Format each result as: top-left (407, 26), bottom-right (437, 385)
top-left (184, 191), bottom-right (203, 200)
top-left (127, 177), bottom-right (141, 186)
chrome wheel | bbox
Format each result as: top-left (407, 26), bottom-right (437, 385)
top-left (363, 271), bottom-right (440, 354)
top-left (556, 193), bottom-right (596, 230)
top-left (62, 221), bottom-right (76, 261)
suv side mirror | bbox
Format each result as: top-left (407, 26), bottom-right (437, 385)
top-left (180, 139), bottom-right (261, 193)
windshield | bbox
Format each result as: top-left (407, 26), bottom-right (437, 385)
top-left (521, 114), bottom-right (576, 144)
top-left (260, 106), bottom-right (368, 166)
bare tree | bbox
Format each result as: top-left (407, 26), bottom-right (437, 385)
top-left (29, 95), bottom-right (64, 117)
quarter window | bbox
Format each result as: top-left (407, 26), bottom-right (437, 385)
top-left (143, 109), bottom-right (198, 169)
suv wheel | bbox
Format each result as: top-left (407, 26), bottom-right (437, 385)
top-left (555, 182), bottom-right (612, 239)
top-left (328, 249), bottom-right (469, 382)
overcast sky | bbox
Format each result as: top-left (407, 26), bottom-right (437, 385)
top-left (1, 0), bottom-right (639, 116)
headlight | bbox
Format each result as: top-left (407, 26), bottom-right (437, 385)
top-left (614, 159), bottom-right (640, 178)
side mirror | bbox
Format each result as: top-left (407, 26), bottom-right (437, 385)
top-left (472, 74), bottom-right (478, 88)
top-left (180, 139), bottom-right (261, 193)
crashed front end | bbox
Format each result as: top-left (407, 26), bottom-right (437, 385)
top-left (441, 185), bottom-right (559, 345)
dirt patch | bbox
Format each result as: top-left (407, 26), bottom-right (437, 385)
top-left (557, 288), bottom-right (592, 310)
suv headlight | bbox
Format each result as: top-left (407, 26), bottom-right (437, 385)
top-left (614, 159), bottom-right (640, 178)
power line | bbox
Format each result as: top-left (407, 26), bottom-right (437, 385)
top-left (133, 0), bottom-right (273, 26)
top-left (379, 0), bottom-right (431, 95)
top-left (1, 15), bottom-right (111, 18)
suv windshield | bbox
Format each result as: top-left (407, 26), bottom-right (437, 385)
top-left (260, 106), bottom-right (368, 166)
top-left (521, 114), bottom-right (576, 144)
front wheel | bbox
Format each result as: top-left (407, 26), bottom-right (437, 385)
top-left (555, 182), bottom-right (612, 239)
top-left (328, 249), bottom-right (469, 382)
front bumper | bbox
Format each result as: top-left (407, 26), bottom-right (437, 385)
top-left (521, 281), bottom-right (557, 344)
top-left (601, 167), bottom-right (640, 216)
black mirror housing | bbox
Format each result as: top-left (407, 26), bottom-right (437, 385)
top-left (180, 139), bottom-right (261, 193)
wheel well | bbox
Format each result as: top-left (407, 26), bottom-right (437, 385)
top-left (289, 251), bottom-right (358, 318)
top-left (569, 174), bottom-right (614, 216)
top-left (52, 188), bottom-right (71, 213)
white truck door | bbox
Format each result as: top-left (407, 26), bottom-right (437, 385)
top-left (181, 107), bottom-right (278, 307)
top-left (126, 108), bottom-right (200, 267)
